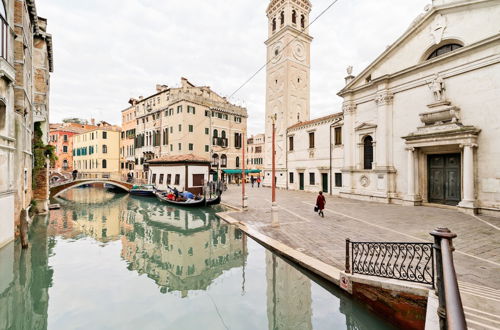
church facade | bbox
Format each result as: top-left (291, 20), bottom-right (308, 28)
top-left (338, 0), bottom-right (500, 215)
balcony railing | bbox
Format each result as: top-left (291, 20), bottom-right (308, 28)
top-left (212, 137), bottom-right (228, 148)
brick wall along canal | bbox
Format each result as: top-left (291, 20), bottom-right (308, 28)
top-left (0, 187), bottom-right (394, 329)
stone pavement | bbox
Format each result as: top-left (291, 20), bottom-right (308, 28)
top-left (221, 184), bottom-right (500, 329)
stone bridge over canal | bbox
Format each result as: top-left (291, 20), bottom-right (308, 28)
top-left (49, 174), bottom-right (134, 198)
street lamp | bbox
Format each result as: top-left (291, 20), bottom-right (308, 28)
top-left (270, 114), bottom-right (279, 227)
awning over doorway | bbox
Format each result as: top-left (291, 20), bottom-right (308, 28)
top-left (222, 169), bottom-right (261, 174)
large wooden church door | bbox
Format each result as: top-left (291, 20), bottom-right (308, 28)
top-left (428, 154), bottom-right (461, 205)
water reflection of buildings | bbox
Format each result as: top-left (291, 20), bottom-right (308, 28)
top-left (49, 187), bottom-right (126, 242)
top-left (121, 200), bottom-right (247, 297)
top-left (0, 217), bottom-right (52, 330)
top-left (266, 251), bottom-right (312, 330)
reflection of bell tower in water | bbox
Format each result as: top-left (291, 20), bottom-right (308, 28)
top-left (264, 0), bottom-right (312, 187)
top-left (266, 251), bottom-right (312, 330)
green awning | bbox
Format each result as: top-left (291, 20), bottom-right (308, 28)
top-left (221, 169), bottom-right (261, 174)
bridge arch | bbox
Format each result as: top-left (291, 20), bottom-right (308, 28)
top-left (50, 180), bottom-right (133, 198)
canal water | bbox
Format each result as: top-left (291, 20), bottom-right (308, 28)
top-left (0, 187), bottom-right (393, 330)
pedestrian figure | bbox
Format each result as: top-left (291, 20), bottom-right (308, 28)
top-left (316, 191), bottom-right (326, 217)
top-left (251, 176), bottom-right (255, 188)
top-left (72, 169), bottom-right (78, 181)
top-left (257, 177), bottom-right (261, 188)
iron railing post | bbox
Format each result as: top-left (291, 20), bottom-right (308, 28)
top-left (345, 238), bottom-right (351, 273)
top-left (430, 227), bottom-right (466, 330)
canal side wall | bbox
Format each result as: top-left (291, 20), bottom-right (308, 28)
top-left (217, 211), bottom-right (436, 330)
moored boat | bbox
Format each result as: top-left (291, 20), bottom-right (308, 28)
top-left (130, 184), bottom-right (156, 196)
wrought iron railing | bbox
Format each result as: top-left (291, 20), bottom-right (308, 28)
top-left (345, 239), bottom-right (434, 286)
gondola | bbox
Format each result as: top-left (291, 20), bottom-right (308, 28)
top-left (155, 191), bottom-right (206, 207)
top-left (205, 193), bottom-right (222, 206)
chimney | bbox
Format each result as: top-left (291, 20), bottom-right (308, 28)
top-left (90, 118), bottom-right (95, 126)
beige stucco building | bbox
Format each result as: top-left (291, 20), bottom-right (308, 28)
top-left (119, 105), bottom-right (136, 180)
top-left (338, 0), bottom-right (500, 215)
top-left (72, 127), bottom-right (121, 177)
top-left (130, 78), bottom-right (247, 183)
top-left (246, 133), bottom-right (265, 176)
top-left (263, 0), bottom-right (312, 188)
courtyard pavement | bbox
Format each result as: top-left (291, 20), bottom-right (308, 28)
top-left (220, 184), bottom-right (500, 328)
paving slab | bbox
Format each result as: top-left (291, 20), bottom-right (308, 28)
top-left (220, 184), bottom-right (500, 329)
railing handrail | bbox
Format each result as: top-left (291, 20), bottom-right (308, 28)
top-left (345, 239), bottom-right (434, 286)
top-left (430, 228), bottom-right (467, 330)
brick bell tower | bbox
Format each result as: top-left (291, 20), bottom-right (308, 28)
top-left (263, 0), bottom-right (312, 188)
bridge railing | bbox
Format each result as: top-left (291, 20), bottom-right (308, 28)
top-left (49, 172), bottom-right (145, 188)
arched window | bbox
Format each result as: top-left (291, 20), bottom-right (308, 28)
top-left (102, 144), bottom-right (107, 154)
top-left (280, 11), bottom-right (284, 26)
top-left (363, 136), bottom-right (373, 170)
top-left (62, 159), bottom-right (68, 169)
top-left (102, 159), bottom-right (107, 169)
top-left (427, 43), bottom-right (462, 60)
top-left (272, 18), bottom-right (276, 32)
top-left (236, 156), bottom-right (240, 168)
top-left (301, 15), bottom-right (305, 28)
top-left (221, 130), bottom-right (226, 138)
top-left (212, 153), bottom-right (219, 166)
top-left (221, 154), bottom-right (227, 167)
top-left (213, 129), bottom-right (218, 138)
top-left (292, 10), bottom-right (297, 24)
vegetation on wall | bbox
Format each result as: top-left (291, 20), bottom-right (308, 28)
top-left (32, 122), bottom-right (56, 190)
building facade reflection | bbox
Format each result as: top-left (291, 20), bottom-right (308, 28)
top-left (121, 196), bottom-right (247, 297)
top-left (0, 216), bottom-right (52, 330)
top-left (266, 250), bottom-right (313, 330)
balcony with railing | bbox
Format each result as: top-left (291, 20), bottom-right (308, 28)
top-left (212, 137), bottom-right (228, 148)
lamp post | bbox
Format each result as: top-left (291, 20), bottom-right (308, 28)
top-left (270, 114), bottom-right (279, 227)
top-left (242, 130), bottom-right (248, 210)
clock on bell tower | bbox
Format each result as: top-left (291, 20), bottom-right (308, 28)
top-left (264, 0), bottom-right (313, 188)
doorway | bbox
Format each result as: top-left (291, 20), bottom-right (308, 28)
top-left (428, 153), bottom-right (461, 205)
top-left (321, 173), bottom-right (328, 193)
top-left (299, 173), bottom-right (304, 191)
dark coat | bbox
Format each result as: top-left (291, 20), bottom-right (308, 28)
top-left (316, 194), bottom-right (326, 210)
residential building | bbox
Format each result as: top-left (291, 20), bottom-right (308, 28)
top-left (131, 78), bottom-right (247, 183)
top-left (246, 134), bottom-right (265, 176)
top-left (287, 113), bottom-right (343, 194)
top-left (49, 125), bottom-right (88, 172)
top-left (72, 127), bottom-right (121, 178)
top-left (147, 154), bottom-right (210, 194)
top-left (119, 105), bottom-right (136, 180)
top-left (263, 0), bottom-right (312, 188)
top-left (1, 0), bottom-right (53, 248)
top-left (338, 0), bottom-right (500, 215)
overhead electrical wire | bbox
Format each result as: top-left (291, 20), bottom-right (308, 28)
top-left (228, 0), bottom-right (341, 100)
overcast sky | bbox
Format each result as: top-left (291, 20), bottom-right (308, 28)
top-left (37, 0), bottom-right (429, 134)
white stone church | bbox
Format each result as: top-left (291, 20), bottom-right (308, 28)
top-left (263, 0), bottom-right (500, 216)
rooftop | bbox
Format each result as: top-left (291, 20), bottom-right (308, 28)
top-left (287, 112), bottom-right (343, 131)
top-left (148, 154), bottom-right (210, 164)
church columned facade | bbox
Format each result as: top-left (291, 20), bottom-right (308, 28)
top-left (263, 0), bottom-right (312, 188)
top-left (263, 0), bottom-right (500, 216)
top-left (338, 0), bottom-right (500, 215)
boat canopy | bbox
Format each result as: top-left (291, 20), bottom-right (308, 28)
top-left (221, 169), bottom-right (261, 174)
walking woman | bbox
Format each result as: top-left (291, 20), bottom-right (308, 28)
top-left (316, 191), bottom-right (326, 217)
